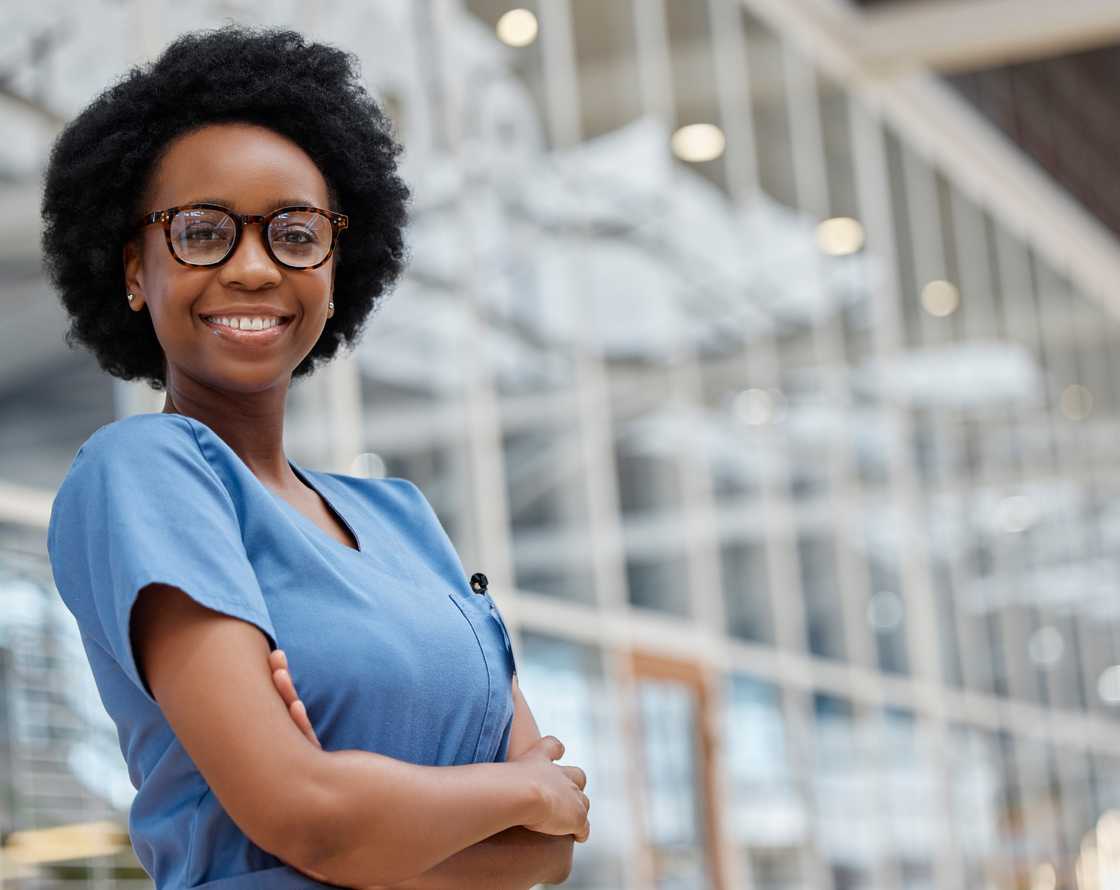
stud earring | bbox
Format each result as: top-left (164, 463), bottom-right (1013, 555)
top-left (127, 291), bottom-right (134, 303)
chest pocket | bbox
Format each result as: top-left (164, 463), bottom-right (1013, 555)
top-left (466, 571), bottom-right (516, 675)
top-left (450, 571), bottom-right (517, 761)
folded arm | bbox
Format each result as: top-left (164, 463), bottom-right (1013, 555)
top-left (363, 825), bottom-right (570, 890)
top-left (269, 654), bottom-right (574, 889)
top-left (130, 586), bottom-right (550, 890)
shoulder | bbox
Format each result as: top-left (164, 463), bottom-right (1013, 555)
top-left (313, 470), bottom-right (425, 506)
top-left (375, 475), bottom-right (427, 505)
top-left (69, 412), bottom-right (201, 470)
top-left (50, 414), bottom-right (221, 537)
top-left (311, 472), bottom-right (440, 529)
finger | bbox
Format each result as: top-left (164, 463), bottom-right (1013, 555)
top-left (268, 656), bottom-right (320, 748)
top-left (518, 735), bottom-right (565, 763)
top-left (291, 699), bottom-right (322, 748)
top-left (524, 737), bottom-right (562, 761)
top-left (289, 697), bottom-right (312, 735)
top-left (269, 649), bottom-right (288, 670)
top-left (273, 669), bottom-right (317, 745)
top-left (272, 668), bottom-right (298, 706)
top-left (562, 765), bottom-right (586, 790)
top-left (581, 791), bottom-right (590, 813)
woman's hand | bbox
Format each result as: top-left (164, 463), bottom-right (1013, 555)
top-left (509, 736), bottom-right (591, 843)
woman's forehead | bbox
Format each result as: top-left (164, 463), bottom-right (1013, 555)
top-left (150, 123), bottom-right (330, 209)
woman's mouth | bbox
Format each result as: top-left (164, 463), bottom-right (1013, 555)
top-left (199, 314), bottom-right (294, 346)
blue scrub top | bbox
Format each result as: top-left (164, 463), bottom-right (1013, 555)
top-left (47, 413), bottom-right (517, 890)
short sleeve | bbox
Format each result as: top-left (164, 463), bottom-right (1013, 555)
top-left (47, 415), bottom-right (278, 706)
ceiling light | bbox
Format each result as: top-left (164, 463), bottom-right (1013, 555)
top-left (1098, 665), bottom-right (1120, 704)
top-left (816, 217), bottom-right (864, 256)
top-left (921, 280), bottom-right (960, 317)
top-left (733, 387), bottom-right (786, 426)
top-left (671, 123), bottom-right (726, 163)
top-left (496, 9), bottom-right (538, 47)
top-left (1027, 626), bottom-right (1064, 667)
top-left (1061, 383), bottom-right (1093, 421)
top-left (349, 452), bottom-right (387, 478)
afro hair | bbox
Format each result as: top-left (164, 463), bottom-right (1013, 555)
top-left (40, 23), bottom-right (411, 390)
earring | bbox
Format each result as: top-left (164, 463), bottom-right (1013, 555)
top-left (127, 291), bottom-right (135, 303)
top-left (328, 300), bottom-right (334, 316)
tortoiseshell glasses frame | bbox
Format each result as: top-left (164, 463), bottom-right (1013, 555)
top-left (132, 202), bottom-right (350, 270)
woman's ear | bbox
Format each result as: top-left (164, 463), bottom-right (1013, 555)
top-left (123, 238), bottom-right (146, 311)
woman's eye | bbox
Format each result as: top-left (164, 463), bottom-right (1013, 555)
top-left (185, 228), bottom-right (222, 241)
top-left (277, 229), bottom-right (314, 243)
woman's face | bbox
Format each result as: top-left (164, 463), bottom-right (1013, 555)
top-left (123, 122), bottom-right (338, 397)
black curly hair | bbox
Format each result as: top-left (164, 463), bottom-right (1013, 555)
top-left (40, 23), bottom-right (411, 390)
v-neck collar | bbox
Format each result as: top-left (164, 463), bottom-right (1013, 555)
top-left (271, 460), bottom-right (365, 556)
top-left (157, 412), bottom-right (369, 559)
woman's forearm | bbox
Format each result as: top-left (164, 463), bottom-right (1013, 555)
top-left (371, 826), bottom-right (574, 890)
top-left (301, 748), bottom-right (545, 888)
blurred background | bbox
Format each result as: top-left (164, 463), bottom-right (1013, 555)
top-left (3, 0), bottom-right (1120, 887)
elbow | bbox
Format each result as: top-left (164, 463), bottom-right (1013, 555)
top-left (267, 755), bottom-right (347, 884)
top-left (278, 754), bottom-right (406, 889)
top-left (543, 836), bottom-right (574, 886)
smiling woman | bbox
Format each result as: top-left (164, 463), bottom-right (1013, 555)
top-left (40, 26), bottom-right (410, 393)
top-left (40, 21), bottom-right (586, 890)
top-left (121, 122), bottom-right (352, 391)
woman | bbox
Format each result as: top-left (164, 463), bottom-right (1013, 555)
top-left (42, 24), bottom-right (589, 890)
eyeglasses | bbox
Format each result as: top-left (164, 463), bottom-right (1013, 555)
top-left (133, 203), bottom-right (349, 270)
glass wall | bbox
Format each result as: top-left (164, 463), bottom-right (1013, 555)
top-left (3, 0), bottom-right (1120, 887)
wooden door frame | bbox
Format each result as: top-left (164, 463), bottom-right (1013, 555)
top-left (628, 650), bottom-right (725, 890)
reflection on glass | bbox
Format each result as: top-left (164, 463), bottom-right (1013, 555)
top-left (637, 678), bottom-right (711, 890)
top-left (812, 693), bottom-right (874, 890)
top-left (614, 431), bottom-right (686, 517)
top-left (930, 562), bottom-right (964, 688)
top-left (0, 550), bottom-right (137, 845)
top-left (799, 536), bottom-right (845, 660)
top-left (725, 675), bottom-right (804, 889)
top-left (518, 633), bottom-right (627, 889)
top-left (743, 7), bottom-right (796, 209)
top-left (865, 528), bottom-right (909, 676)
top-left (626, 552), bottom-right (691, 616)
top-left (382, 440), bottom-right (475, 561)
top-left (502, 425), bottom-right (597, 603)
top-left (878, 708), bottom-right (936, 878)
top-left (721, 540), bottom-right (773, 644)
top-left (1011, 737), bottom-right (1063, 878)
top-left (948, 725), bottom-right (1004, 887)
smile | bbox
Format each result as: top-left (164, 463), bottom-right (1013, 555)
top-left (200, 315), bottom-right (294, 345)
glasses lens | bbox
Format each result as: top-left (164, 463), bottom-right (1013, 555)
top-left (169, 207), bottom-right (236, 265)
top-left (267, 210), bottom-right (333, 268)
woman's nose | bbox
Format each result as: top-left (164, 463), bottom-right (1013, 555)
top-left (217, 224), bottom-right (283, 288)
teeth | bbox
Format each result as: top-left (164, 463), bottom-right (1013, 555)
top-left (205, 316), bottom-right (282, 331)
